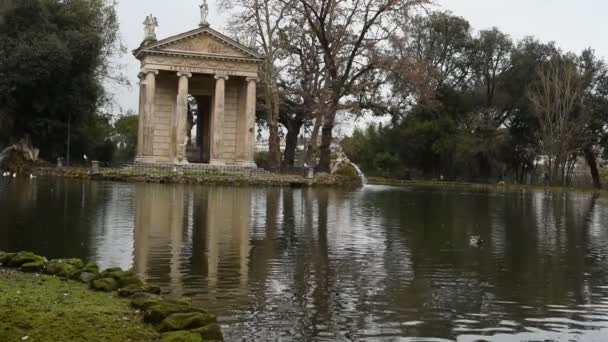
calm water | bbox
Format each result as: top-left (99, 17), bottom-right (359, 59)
top-left (1, 177), bottom-right (608, 341)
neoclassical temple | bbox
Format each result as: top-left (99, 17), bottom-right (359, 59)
top-left (134, 4), bottom-right (262, 166)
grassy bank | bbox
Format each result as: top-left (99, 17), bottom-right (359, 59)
top-left (0, 251), bottom-right (224, 342)
top-left (0, 267), bottom-right (158, 342)
top-left (33, 167), bottom-right (362, 189)
top-left (367, 177), bottom-right (603, 194)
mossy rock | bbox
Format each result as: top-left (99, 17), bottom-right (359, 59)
top-left (95, 269), bottom-right (143, 289)
top-left (46, 259), bottom-right (84, 279)
top-left (79, 272), bottom-right (96, 283)
top-left (130, 293), bottom-right (161, 310)
top-left (90, 277), bottom-right (119, 292)
top-left (144, 302), bottom-right (208, 325)
top-left (162, 330), bottom-right (203, 342)
top-left (82, 262), bottom-right (99, 274)
top-left (166, 296), bottom-right (192, 306)
top-left (145, 285), bottom-right (162, 295)
top-left (0, 251), bottom-right (15, 264)
top-left (104, 267), bottom-right (123, 273)
top-left (191, 323), bottom-right (224, 341)
top-left (7, 251), bottom-right (47, 267)
top-left (20, 260), bottom-right (46, 273)
top-left (157, 312), bottom-right (216, 332)
top-left (119, 285), bottom-right (162, 298)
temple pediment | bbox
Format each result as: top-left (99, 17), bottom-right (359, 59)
top-left (134, 27), bottom-right (262, 62)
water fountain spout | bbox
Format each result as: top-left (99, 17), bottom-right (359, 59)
top-left (350, 162), bottom-right (368, 186)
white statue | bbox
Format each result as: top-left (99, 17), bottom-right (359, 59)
top-left (143, 14), bottom-right (158, 41)
top-left (199, 0), bottom-right (209, 27)
top-left (248, 31), bottom-right (257, 47)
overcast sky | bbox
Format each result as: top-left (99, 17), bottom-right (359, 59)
top-left (108, 0), bottom-right (608, 113)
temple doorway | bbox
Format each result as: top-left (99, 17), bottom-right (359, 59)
top-left (187, 95), bottom-right (212, 163)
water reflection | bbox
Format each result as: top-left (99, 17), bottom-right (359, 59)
top-left (2, 178), bottom-right (608, 341)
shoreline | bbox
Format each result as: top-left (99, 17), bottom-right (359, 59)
top-left (367, 177), bottom-right (604, 194)
top-left (33, 166), bottom-right (362, 189)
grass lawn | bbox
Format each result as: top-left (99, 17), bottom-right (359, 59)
top-left (0, 268), bottom-right (159, 342)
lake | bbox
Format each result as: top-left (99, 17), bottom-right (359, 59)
top-left (1, 177), bottom-right (608, 341)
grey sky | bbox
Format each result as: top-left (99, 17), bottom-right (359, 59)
top-left (109, 0), bottom-right (608, 113)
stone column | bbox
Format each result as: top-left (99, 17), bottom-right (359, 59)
top-left (244, 77), bottom-right (257, 166)
top-left (211, 74), bottom-right (229, 165)
top-left (137, 69), bottom-right (158, 162)
top-left (136, 72), bottom-right (146, 158)
top-left (174, 72), bottom-right (192, 164)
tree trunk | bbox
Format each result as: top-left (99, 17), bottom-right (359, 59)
top-left (282, 119), bottom-right (303, 169)
top-left (583, 145), bottom-right (602, 189)
top-left (304, 112), bottom-right (322, 166)
top-left (267, 89), bottom-right (282, 171)
top-left (317, 119), bottom-right (334, 173)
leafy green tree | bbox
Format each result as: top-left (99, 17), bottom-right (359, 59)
top-left (0, 0), bottom-right (124, 161)
top-left (113, 113), bottom-right (138, 162)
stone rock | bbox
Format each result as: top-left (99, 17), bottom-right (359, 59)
top-left (79, 272), bottom-right (96, 283)
top-left (95, 268), bottom-right (143, 289)
top-left (166, 296), bottom-right (192, 306)
top-left (191, 323), bottom-right (224, 341)
top-left (145, 285), bottom-right (162, 295)
top-left (45, 259), bottom-right (83, 279)
top-left (118, 285), bottom-right (146, 298)
top-left (157, 312), bottom-right (216, 332)
top-left (144, 302), bottom-right (209, 325)
top-left (130, 293), bottom-right (161, 310)
top-left (90, 277), bottom-right (119, 292)
top-left (7, 251), bottom-right (47, 268)
top-left (161, 331), bottom-right (203, 342)
top-left (0, 251), bottom-right (15, 265)
top-left (20, 260), bottom-right (46, 273)
top-left (82, 262), bottom-right (99, 274)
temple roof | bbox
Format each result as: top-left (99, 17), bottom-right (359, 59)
top-left (134, 26), bottom-right (263, 63)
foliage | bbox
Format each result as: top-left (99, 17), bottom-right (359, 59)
top-left (113, 113), bottom-right (138, 163)
top-left (342, 11), bottom-right (608, 188)
top-left (0, 0), bottom-right (125, 161)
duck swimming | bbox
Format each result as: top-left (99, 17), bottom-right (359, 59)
top-left (469, 235), bottom-right (484, 247)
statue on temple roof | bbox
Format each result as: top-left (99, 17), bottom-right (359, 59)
top-left (199, 0), bottom-right (209, 27)
top-left (143, 14), bottom-right (158, 42)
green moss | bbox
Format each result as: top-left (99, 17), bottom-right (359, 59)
top-left (144, 302), bottom-right (208, 325)
top-left (162, 330), bottom-right (203, 342)
top-left (46, 259), bottom-right (83, 279)
top-left (191, 323), bottom-right (224, 341)
top-left (20, 261), bottom-right (46, 273)
top-left (131, 293), bottom-right (162, 310)
top-left (0, 251), bottom-right (15, 264)
top-left (94, 268), bottom-right (144, 289)
top-left (157, 312), bottom-right (216, 332)
top-left (0, 268), bottom-right (158, 341)
top-left (82, 262), bottom-right (99, 274)
top-left (90, 277), bottom-right (119, 292)
top-left (7, 251), bottom-right (47, 267)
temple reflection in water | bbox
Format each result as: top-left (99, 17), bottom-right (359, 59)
top-left (132, 184), bottom-right (252, 302)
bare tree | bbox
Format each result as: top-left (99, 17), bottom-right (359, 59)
top-left (221, 0), bottom-right (293, 170)
top-left (282, 0), bottom-right (430, 172)
top-left (528, 55), bottom-right (588, 185)
top-left (279, 15), bottom-right (327, 167)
